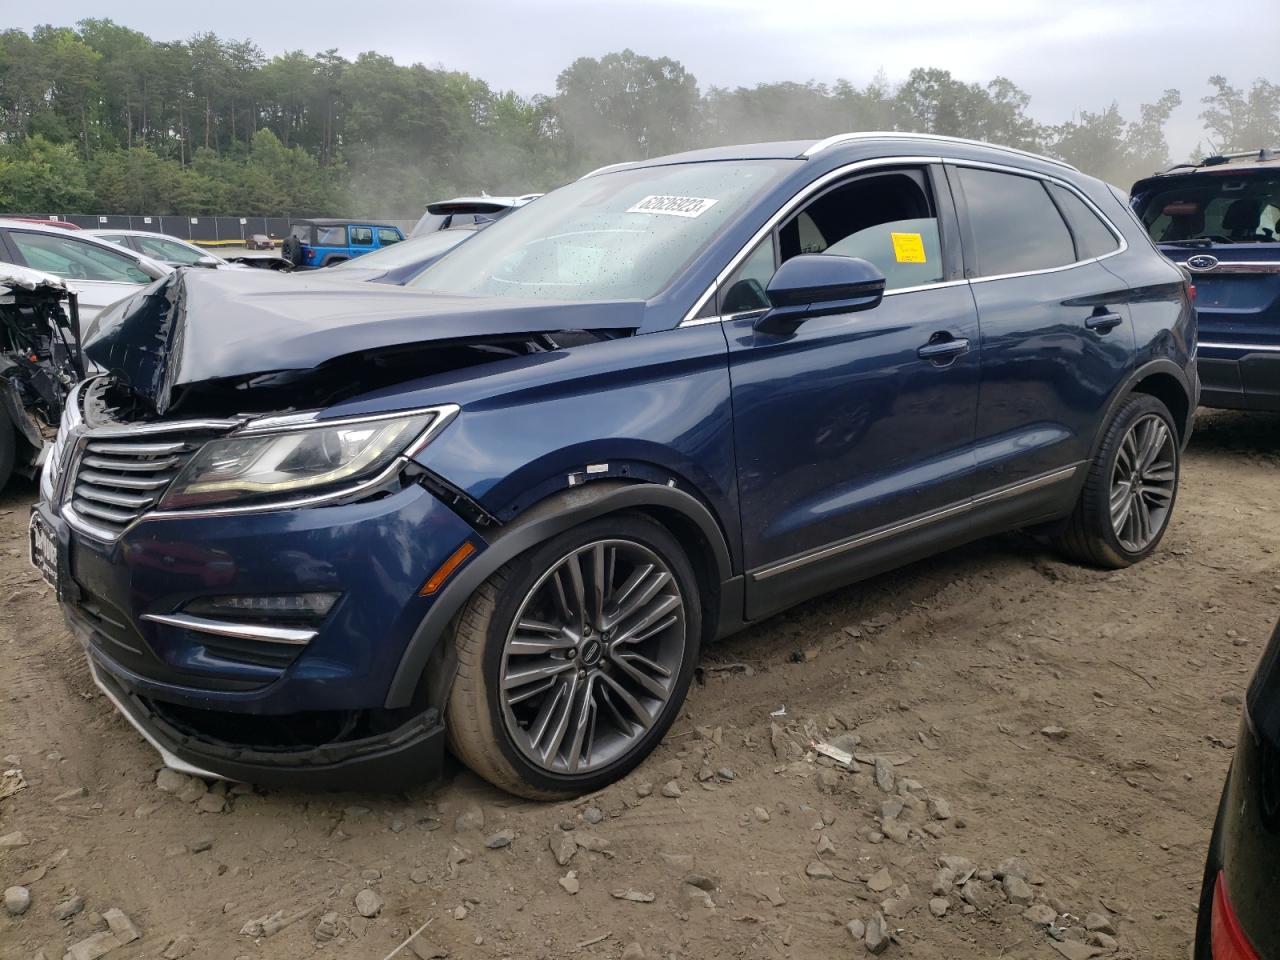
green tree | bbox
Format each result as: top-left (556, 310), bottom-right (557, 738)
top-left (1200, 76), bottom-right (1280, 154)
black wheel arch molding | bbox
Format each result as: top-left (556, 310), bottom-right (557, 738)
top-left (1089, 356), bottom-right (1197, 461)
top-left (384, 478), bottom-right (739, 709)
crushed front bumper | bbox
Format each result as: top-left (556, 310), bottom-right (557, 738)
top-left (36, 478), bottom-right (480, 789)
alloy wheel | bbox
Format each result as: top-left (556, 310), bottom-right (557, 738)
top-left (499, 539), bottom-right (687, 775)
top-left (1109, 413), bottom-right (1176, 552)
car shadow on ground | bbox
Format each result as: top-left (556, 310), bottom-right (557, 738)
top-left (1188, 408), bottom-right (1280, 462)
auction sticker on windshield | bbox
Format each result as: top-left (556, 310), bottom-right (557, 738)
top-left (626, 195), bottom-right (719, 218)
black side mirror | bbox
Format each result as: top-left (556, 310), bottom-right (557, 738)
top-left (754, 254), bottom-right (886, 335)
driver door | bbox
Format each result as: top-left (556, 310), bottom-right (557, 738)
top-left (722, 165), bottom-right (982, 618)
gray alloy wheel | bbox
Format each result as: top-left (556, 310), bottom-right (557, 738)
top-left (498, 538), bottom-right (687, 776)
top-left (1109, 412), bottom-right (1177, 552)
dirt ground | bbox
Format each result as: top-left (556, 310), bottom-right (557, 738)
top-left (1, 408), bottom-right (1276, 960)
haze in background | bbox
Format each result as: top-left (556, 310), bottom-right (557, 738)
top-left (18, 0), bottom-right (1276, 157)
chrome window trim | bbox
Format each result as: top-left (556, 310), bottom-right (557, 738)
top-left (1199, 341), bottom-right (1280, 353)
top-left (679, 155), bottom-right (1128, 326)
top-left (140, 612), bottom-right (317, 646)
top-left (803, 132), bottom-right (1077, 172)
top-left (749, 463), bottom-right (1082, 581)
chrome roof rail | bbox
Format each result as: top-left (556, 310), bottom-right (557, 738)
top-left (802, 131), bottom-right (1077, 172)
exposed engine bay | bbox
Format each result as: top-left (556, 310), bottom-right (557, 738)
top-left (0, 265), bottom-right (83, 483)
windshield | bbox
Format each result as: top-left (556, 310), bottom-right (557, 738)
top-left (1134, 171), bottom-right (1280, 245)
top-left (408, 161), bottom-right (795, 301)
top-left (329, 229), bottom-right (473, 272)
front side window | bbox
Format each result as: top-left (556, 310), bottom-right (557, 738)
top-left (956, 167), bottom-right (1076, 277)
top-left (377, 228), bottom-right (401, 245)
top-left (718, 167), bottom-right (946, 311)
top-left (136, 235), bottom-right (205, 265)
top-left (10, 232), bottom-right (151, 283)
top-left (350, 226), bottom-right (374, 246)
top-left (410, 160), bottom-right (797, 302)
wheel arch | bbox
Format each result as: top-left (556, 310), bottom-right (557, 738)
top-left (1088, 358), bottom-right (1195, 463)
top-left (385, 479), bottom-right (737, 709)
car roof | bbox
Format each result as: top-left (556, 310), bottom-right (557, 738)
top-left (296, 218), bottom-right (402, 228)
top-left (1138, 148), bottom-right (1280, 183)
top-left (425, 194), bottom-right (542, 215)
top-left (87, 228), bottom-right (197, 243)
top-left (580, 132), bottom-right (1077, 179)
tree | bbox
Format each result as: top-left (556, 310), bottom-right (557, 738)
top-left (1200, 76), bottom-right (1280, 154)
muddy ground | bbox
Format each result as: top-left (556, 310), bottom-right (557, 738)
top-left (1, 409), bottom-right (1276, 960)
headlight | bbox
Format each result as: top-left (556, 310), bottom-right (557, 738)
top-left (159, 407), bottom-right (455, 510)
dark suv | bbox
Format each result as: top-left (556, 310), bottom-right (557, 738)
top-left (1131, 149), bottom-right (1279, 411)
top-left (32, 134), bottom-right (1197, 798)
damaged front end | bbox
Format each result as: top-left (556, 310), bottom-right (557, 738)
top-left (37, 267), bottom-right (643, 787)
top-left (0, 265), bottom-right (84, 486)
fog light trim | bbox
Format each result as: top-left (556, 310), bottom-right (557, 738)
top-left (142, 612), bottom-right (317, 646)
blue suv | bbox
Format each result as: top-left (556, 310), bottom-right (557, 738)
top-left (281, 218), bottom-right (406, 269)
top-left (1131, 149), bottom-right (1279, 411)
top-left (32, 134), bottom-right (1197, 798)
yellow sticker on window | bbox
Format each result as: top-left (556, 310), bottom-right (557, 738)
top-left (891, 232), bottom-right (927, 263)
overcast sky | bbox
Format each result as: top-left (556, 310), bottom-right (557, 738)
top-left (18, 0), bottom-right (1280, 158)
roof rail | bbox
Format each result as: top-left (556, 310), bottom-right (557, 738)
top-left (1155, 147), bottom-right (1280, 175)
top-left (803, 131), bottom-right (1077, 171)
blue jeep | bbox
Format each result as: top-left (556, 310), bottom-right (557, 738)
top-left (35, 133), bottom-right (1196, 798)
top-left (282, 218), bottom-right (405, 269)
top-left (1131, 149), bottom-right (1279, 411)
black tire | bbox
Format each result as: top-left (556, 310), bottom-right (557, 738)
top-left (0, 412), bottom-right (14, 491)
top-left (281, 235), bottom-right (303, 265)
top-left (446, 512), bottom-right (701, 799)
top-left (1054, 393), bottom-right (1180, 568)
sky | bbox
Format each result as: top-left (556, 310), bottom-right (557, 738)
top-left (16, 0), bottom-right (1280, 158)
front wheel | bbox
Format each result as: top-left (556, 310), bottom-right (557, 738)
top-left (446, 513), bottom-right (700, 799)
top-left (1054, 393), bottom-right (1180, 568)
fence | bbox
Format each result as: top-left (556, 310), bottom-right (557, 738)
top-left (13, 214), bottom-right (419, 247)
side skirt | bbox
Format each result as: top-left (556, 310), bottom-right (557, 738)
top-left (742, 464), bottom-right (1083, 622)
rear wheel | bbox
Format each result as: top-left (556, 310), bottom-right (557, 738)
top-left (1054, 393), bottom-right (1179, 568)
top-left (446, 513), bottom-right (700, 799)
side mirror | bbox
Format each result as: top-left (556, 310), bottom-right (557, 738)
top-left (195, 257), bottom-right (221, 268)
top-left (754, 254), bottom-right (886, 335)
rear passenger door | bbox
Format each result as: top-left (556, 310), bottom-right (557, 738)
top-left (950, 164), bottom-right (1134, 495)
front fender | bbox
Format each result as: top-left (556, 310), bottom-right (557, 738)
top-left (384, 480), bottom-right (736, 709)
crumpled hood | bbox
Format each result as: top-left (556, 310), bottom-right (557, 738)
top-left (83, 268), bottom-right (644, 415)
top-left (0, 264), bottom-right (68, 298)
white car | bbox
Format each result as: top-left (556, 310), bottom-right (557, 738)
top-left (0, 220), bottom-right (171, 323)
top-left (87, 229), bottom-right (240, 270)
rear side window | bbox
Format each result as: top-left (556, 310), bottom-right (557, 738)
top-left (315, 226), bottom-right (345, 245)
top-left (1046, 184), bottom-right (1120, 260)
top-left (350, 227), bottom-right (373, 246)
top-left (956, 167), bottom-right (1075, 277)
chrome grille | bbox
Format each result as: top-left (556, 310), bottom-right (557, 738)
top-left (68, 435), bottom-right (203, 536)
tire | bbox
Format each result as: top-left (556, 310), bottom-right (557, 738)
top-left (281, 235), bottom-right (303, 266)
top-left (446, 512), bottom-right (701, 799)
top-left (1054, 393), bottom-right (1180, 568)
top-left (0, 412), bottom-right (14, 490)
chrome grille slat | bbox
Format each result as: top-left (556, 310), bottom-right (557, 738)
top-left (74, 484), bottom-right (158, 509)
top-left (86, 440), bottom-right (191, 456)
top-left (76, 469), bottom-right (171, 490)
top-left (74, 500), bottom-right (139, 524)
top-left (81, 454), bottom-right (183, 472)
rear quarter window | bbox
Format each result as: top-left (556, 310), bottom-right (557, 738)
top-left (1046, 184), bottom-right (1121, 260)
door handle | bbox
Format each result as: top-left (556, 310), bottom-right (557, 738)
top-left (1086, 311), bottom-right (1124, 333)
top-left (917, 335), bottom-right (970, 363)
